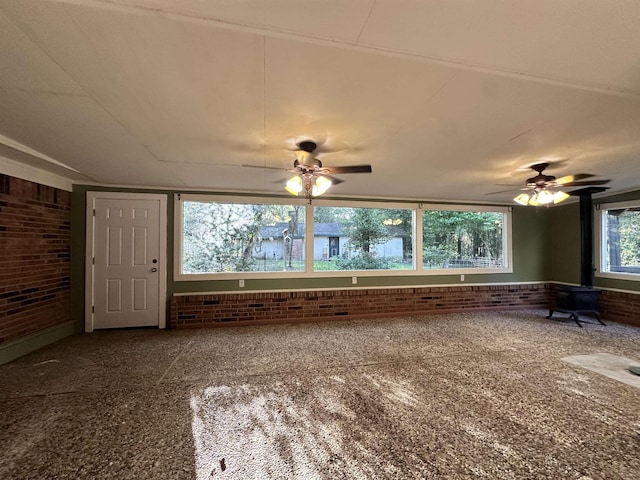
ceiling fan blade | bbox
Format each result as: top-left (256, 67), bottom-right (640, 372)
top-left (323, 165), bottom-right (372, 174)
top-left (322, 174), bottom-right (345, 185)
top-left (242, 163), bottom-right (285, 171)
top-left (485, 188), bottom-right (519, 195)
top-left (271, 177), bottom-right (291, 184)
top-left (568, 187), bottom-right (610, 196)
top-left (561, 179), bottom-right (611, 187)
top-left (555, 173), bottom-right (594, 185)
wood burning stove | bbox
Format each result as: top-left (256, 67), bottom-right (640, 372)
top-left (547, 188), bottom-right (606, 327)
top-left (547, 285), bottom-right (603, 327)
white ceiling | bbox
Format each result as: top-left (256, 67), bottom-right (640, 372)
top-left (1, 0), bottom-right (640, 203)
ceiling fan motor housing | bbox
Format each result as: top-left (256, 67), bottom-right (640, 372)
top-left (527, 173), bottom-right (556, 186)
top-left (295, 141), bottom-right (323, 168)
top-left (296, 140), bottom-right (317, 153)
top-left (526, 162), bottom-right (556, 186)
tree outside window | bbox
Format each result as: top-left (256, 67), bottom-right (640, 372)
top-left (313, 206), bottom-right (413, 271)
top-left (422, 210), bottom-right (503, 269)
top-left (604, 207), bottom-right (640, 274)
top-left (182, 201), bottom-right (305, 273)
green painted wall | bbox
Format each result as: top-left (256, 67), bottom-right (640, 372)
top-left (71, 185), bottom-right (551, 331)
top-left (548, 202), bottom-right (581, 284)
top-left (512, 205), bottom-right (551, 282)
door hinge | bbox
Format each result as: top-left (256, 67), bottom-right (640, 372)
top-left (92, 257), bottom-right (95, 265)
top-left (93, 208), bottom-right (96, 216)
top-left (92, 305), bottom-right (95, 313)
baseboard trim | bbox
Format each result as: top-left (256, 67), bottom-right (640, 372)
top-left (0, 321), bottom-right (75, 365)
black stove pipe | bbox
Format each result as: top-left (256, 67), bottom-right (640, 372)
top-left (572, 187), bottom-right (608, 287)
top-left (579, 193), bottom-right (594, 287)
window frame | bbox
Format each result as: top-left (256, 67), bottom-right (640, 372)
top-left (174, 194), bottom-right (311, 281)
top-left (174, 194), bottom-right (513, 280)
top-left (595, 199), bottom-right (640, 281)
top-left (419, 203), bottom-right (513, 275)
top-left (309, 199), bottom-right (418, 274)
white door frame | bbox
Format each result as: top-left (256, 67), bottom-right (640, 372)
top-left (85, 191), bottom-right (167, 332)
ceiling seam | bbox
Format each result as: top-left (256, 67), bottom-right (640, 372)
top-left (5, 0), bottom-right (187, 186)
top-left (355, 0), bottom-right (377, 44)
top-left (351, 42), bottom-right (640, 101)
top-left (263, 35), bottom-right (267, 172)
top-left (0, 86), bottom-right (89, 98)
top-left (392, 71), bottom-right (457, 137)
top-left (56, 0), bottom-right (640, 100)
top-left (3, 7), bottom-right (95, 105)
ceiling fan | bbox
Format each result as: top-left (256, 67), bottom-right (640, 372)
top-left (489, 162), bottom-right (610, 206)
top-left (244, 139), bottom-right (372, 201)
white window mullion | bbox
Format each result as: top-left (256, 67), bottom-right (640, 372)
top-left (415, 207), bottom-right (423, 272)
top-left (305, 203), bottom-right (314, 273)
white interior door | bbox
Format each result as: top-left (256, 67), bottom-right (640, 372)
top-left (86, 192), bottom-right (167, 331)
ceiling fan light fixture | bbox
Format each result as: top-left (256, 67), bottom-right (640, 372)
top-left (277, 138), bottom-right (370, 200)
top-left (285, 176), bottom-right (303, 195)
top-left (535, 188), bottom-right (555, 205)
top-left (514, 188), bottom-right (569, 206)
top-left (552, 191), bottom-right (570, 204)
top-left (507, 163), bottom-right (609, 207)
top-left (285, 174), bottom-right (331, 199)
top-left (311, 175), bottom-right (332, 197)
top-left (514, 193), bottom-right (531, 205)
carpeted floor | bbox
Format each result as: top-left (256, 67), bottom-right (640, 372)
top-left (1, 310), bottom-right (639, 479)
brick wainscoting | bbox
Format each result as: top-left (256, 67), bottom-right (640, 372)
top-left (599, 289), bottom-right (640, 327)
top-left (171, 283), bottom-right (552, 328)
top-left (545, 284), bottom-right (640, 327)
top-left (0, 175), bottom-right (71, 345)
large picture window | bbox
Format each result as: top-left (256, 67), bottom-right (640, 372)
top-left (422, 209), bottom-right (506, 270)
top-left (175, 195), bottom-right (511, 279)
top-left (597, 200), bottom-right (640, 278)
top-left (313, 206), bottom-right (414, 271)
top-left (181, 200), bottom-right (305, 274)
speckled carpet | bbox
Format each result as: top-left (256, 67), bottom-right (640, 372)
top-left (1, 310), bottom-right (639, 479)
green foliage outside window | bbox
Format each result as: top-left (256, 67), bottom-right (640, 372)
top-left (314, 206), bottom-right (413, 271)
top-left (422, 211), bottom-right (503, 269)
top-left (606, 208), bottom-right (640, 272)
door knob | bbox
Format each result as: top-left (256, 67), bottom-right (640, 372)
top-left (151, 267), bottom-right (158, 273)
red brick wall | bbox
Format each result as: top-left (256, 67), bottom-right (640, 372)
top-left (0, 175), bottom-right (71, 344)
top-left (546, 284), bottom-right (640, 327)
top-left (171, 283), bottom-right (553, 328)
top-left (600, 289), bottom-right (640, 327)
